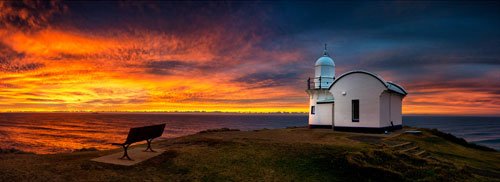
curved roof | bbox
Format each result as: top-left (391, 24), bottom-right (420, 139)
top-left (328, 70), bottom-right (408, 96)
top-left (315, 56), bottom-right (335, 66)
top-left (386, 82), bottom-right (408, 95)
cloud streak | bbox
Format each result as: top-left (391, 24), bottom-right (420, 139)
top-left (0, 1), bottom-right (498, 115)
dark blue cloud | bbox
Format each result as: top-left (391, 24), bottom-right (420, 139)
top-left (233, 71), bottom-right (301, 88)
top-left (144, 60), bottom-right (188, 75)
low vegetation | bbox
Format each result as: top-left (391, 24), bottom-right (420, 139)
top-left (424, 128), bottom-right (496, 152)
top-left (0, 127), bottom-right (498, 181)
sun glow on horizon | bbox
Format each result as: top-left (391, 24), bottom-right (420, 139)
top-left (1, 1), bottom-right (499, 116)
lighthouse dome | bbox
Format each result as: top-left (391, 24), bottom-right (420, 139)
top-left (315, 56), bottom-right (335, 66)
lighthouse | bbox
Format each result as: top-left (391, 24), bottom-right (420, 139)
top-left (306, 44), bottom-right (336, 128)
top-left (305, 44), bottom-right (408, 132)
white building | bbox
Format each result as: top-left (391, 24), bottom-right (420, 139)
top-left (306, 45), bottom-right (408, 133)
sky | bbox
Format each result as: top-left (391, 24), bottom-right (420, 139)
top-left (0, 1), bottom-right (499, 115)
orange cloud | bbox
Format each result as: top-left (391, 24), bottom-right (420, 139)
top-left (0, 22), bottom-right (308, 113)
top-left (0, 1), bottom-right (498, 115)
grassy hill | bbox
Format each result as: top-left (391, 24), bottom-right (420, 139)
top-left (0, 127), bottom-right (498, 181)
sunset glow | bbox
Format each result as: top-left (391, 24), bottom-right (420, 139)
top-left (1, 1), bottom-right (499, 115)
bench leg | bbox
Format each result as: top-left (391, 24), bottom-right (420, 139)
top-left (119, 144), bottom-right (132, 160)
top-left (144, 139), bottom-right (156, 152)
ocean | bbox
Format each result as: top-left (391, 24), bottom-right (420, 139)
top-left (0, 113), bottom-right (498, 154)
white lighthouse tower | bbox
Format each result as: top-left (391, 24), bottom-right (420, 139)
top-left (306, 44), bottom-right (336, 128)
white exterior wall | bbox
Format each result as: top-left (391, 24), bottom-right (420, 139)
top-left (379, 92), bottom-right (390, 127)
top-left (379, 91), bottom-right (404, 127)
top-left (312, 103), bottom-right (333, 125)
top-left (390, 93), bottom-right (403, 125)
top-left (308, 90), bottom-right (334, 126)
top-left (329, 73), bottom-right (386, 128)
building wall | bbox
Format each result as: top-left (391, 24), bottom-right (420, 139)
top-left (330, 73), bottom-right (386, 128)
top-left (390, 93), bottom-right (403, 126)
top-left (379, 91), bottom-right (404, 127)
top-left (379, 91), bottom-right (390, 127)
top-left (312, 103), bottom-right (333, 126)
top-left (307, 90), bottom-right (334, 126)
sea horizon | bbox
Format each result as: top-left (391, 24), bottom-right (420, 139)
top-left (1, 111), bottom-right (499, 117)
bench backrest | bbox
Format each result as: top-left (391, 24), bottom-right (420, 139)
top-left (125, 123), bottom-right (166, 144)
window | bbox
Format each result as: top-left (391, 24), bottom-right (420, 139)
top-left (311, 106), bottom-right (315, 115)
top-left (352, 100), bottom-right (359, 122)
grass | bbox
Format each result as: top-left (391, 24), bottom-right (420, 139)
top-left (424, 128), bottom-right (496, 151)
top-left (0, 127), bottom-right (498, 181)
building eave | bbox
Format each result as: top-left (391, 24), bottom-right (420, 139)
top-left (328, 70), bottom-right (408, 96)
top-left (317, 101), bottom-right (334, 104)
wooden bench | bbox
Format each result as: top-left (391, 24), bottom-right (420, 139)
top-left (112, 123), bottom-right (166, 160)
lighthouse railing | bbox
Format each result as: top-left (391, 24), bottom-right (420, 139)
top-left (307, 77), bottom-right (328, 90)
